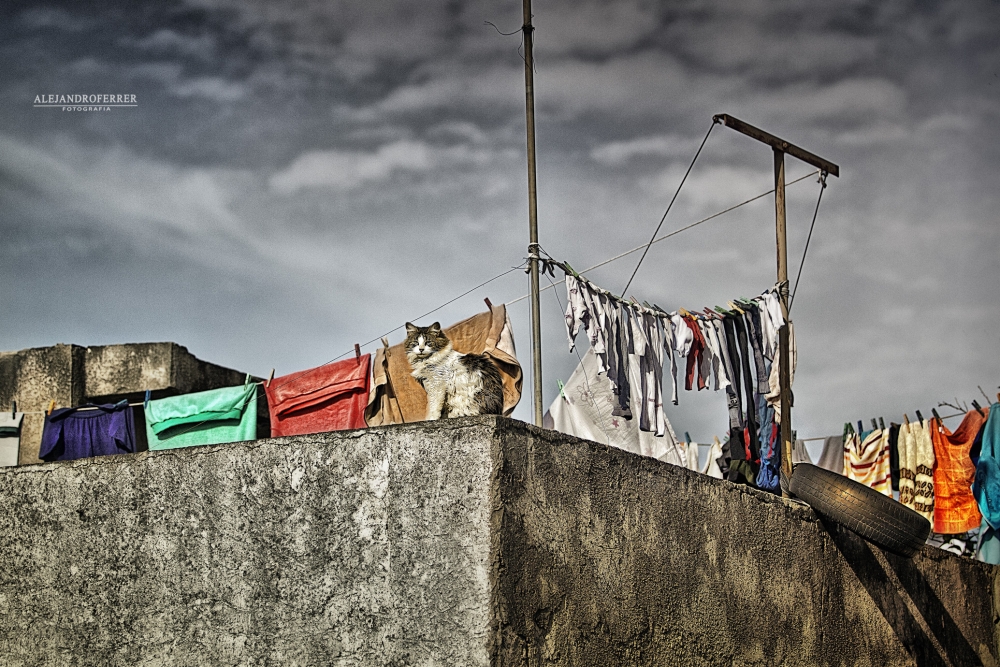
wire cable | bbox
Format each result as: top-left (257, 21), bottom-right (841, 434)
top-left (621, 121), bottom-right (716, 295)
top-left (144, 262), bottom-right (528, 442)
top-left (788, 171), bottom-right (828, 314)
top-left (507, 169), bottom-right (820, 306)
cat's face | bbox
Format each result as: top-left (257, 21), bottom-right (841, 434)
top-left (404, 322), bottom-right (449, 359)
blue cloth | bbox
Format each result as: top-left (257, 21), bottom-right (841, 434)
top-left (973, 403), bottom-right (1000, 529)
top-left (755, 356), bottom-right (780, 493)
top-left (977, 518), bottom-right (1000, 564)
top-left (40, 401), bottom-right (136, 462)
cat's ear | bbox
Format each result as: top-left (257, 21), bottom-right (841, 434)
top-left (429, 322), bottom-right (442, 333)
top-left (405, 322), bottom-right (417, 334)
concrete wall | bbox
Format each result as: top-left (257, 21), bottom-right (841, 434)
top-left (0, 416), bottom-right (995, 666)
top-left (494, 422), bottom-right (1000, 667)
top-left (0, 343), bottom-right (254, 464)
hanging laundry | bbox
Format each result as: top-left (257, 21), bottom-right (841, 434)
top-left (702, 436), bottom-right (725, 479)
top-left (683, 438), bottom-right (700, 472)
top-left (899, 418), bottom-right (936, 522)
top-left (637, 310), bottom-right (668, 436)
top-left (765, 321), bottom-right (796, 423)
top-left (791, 437), bottom-right (813, 464)
top-left (40, 401), bottom-right (136, 462)
top-left (681, 314), bottom-right (705, 392)
top-left (265, 355), bottom-right (371, 438)
top-left (365, 303), bottom-right (522, 426)
top-left (932, 410), bottom-right (987, 534)
top-left (145, 378), bottom-right (257, 450)
top-left (888, 422), bottom-right (901, 491)
top-left (844, 426), bottom-right (892, 497)
top-left (0, 412), bottom-right (23, 467)
top-left (973, 403), bottom-right (1000, 550)
top-left (546, 347), bottom-right (684, 464)
top-left (814, 434), bottom-right (844, 473)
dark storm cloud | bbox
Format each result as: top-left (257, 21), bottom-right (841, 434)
top-left (1, 0), bottom-right (998, 437)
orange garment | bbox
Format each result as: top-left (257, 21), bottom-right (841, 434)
top-left (365, 303), bottom-right (522, 425)
top-left (932, 410), bottom-right (988, 534)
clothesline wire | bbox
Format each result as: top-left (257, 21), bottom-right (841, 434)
top-left (26, 170), bottom-right (816, 423)
top-left (151, 262), bottom-right (529, 441)
top-left (28, 264), bottom-right (528, 425)
top-left (788, 171), bottom-right (828, 314)
top-left (621, 121), bottom-right (716, 296)
top-left (506, 169), bottom-right (821, 307)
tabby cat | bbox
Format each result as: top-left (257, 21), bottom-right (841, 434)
top-left (404, 322), bottom-right (504, 420)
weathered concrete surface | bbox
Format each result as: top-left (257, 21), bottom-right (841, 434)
top-left (0, 416), bottom-right (995, 666)
top-left (0, 419), bottom-right (496, 666)
top-left (493, 421), bottom-right (1000, 667)
top-left (0, 343), bottom-right (253, 464)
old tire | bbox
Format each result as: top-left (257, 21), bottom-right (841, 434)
top-left (789, 463), bottom-right (930, 558)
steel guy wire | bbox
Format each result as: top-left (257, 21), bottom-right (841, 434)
top-left (506, 169), bottom-right (821, 306)
top-left (621, 121), bottom-right (717, 296)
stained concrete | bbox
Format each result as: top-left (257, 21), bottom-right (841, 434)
top-left (0, 416), bottom-right (995, 666)
top-left (0, 343), bottom-right (255, 464)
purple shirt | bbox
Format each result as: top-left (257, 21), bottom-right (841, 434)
top-left (40, 401), bottom-right (136, 462)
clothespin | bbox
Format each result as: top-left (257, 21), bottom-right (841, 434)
top-left (931, 408), bottom-right (941, 421)
top-left (556, 379), bottom-right (566, 399)
top-left (903, 413), bottom-right (910, 426)
top-left (728, 301), bottom-right (744, 314)
top-left (871, 418), bottom-right (878, 431)
top-left (857, 420), bottom-right (864, 434)
top-left (143, 390), bottom-right (151, 410)
top-left (685, 431), bottom-right (692, 444)
top-left (678, 307), bottom-right (692, 318)
top-left (915, 410), bottom-right (924, 424)
top-left (11, 401), bottom-right (16, 418)
top-left (714, 306), bottom-right (735, 317)
top-left (878, 416), bottom-right (886, 430)
top-left (354, 344), bottom-right (361, 361)
top-left (46, 399), bottom-right (55, 416)
top-left (562, 261), bottom-right (580, 278)
top-left (266, 369), bottom-right (275, 388)
top-left (972, 400), bottom-right (985, 416)
top-left (484, 297), bottom-right (493, 310)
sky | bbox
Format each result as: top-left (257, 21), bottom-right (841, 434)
top-left (2, 0), bottom-right (998, 446)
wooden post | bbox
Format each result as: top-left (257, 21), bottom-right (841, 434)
top-left (711, 113), bottom-right (839, 495)
top-left (773, 149), bottom-right (794, 485)
top-left (522, 0), bottom-right (544, 426)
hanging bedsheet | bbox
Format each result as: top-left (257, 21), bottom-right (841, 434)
top-left (544, 347), bottom-right (684, 465)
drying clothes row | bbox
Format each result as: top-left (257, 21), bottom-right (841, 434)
top-left (811, 404), bottom-right (1000, 561)
top-left (562, 270), bottom-right (795, 492)
top-left (35, 304), bottom-right (522, 463)
top-left (38, 360), bottom-right (370, 462)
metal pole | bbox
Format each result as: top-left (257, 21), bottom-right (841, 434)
top-left (774, 149), bottom-right (794, 489)
top-left (522, 0), bottom-right (543, 426)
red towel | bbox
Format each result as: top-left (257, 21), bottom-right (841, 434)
top-left (265, 355), bottom-right (370, 437)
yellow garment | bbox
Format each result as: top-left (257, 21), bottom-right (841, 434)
top-left (365, 303), bottom-right (522, 425)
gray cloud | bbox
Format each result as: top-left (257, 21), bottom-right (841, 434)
top-left (2, 0), bottom-right (998, 442)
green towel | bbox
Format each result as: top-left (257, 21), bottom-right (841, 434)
top-left (145, 378), bottom-right (257, 450)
